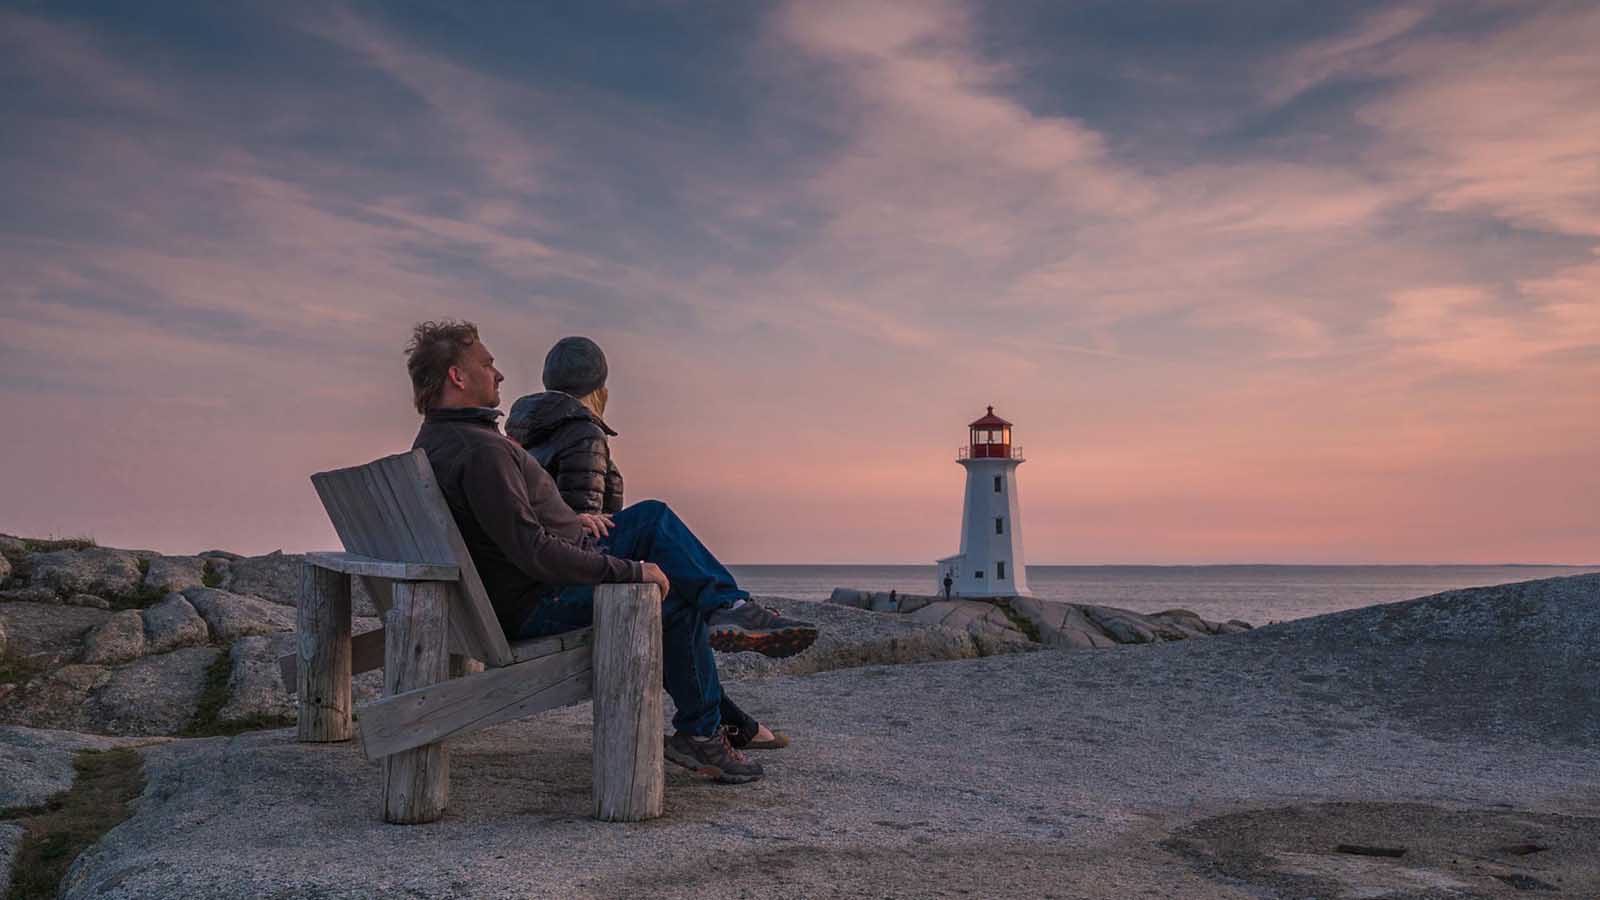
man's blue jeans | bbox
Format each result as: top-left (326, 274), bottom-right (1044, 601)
top-left (513, 500), bottom-right (749, 736)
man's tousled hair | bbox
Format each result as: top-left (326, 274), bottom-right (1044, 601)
top-left (405, 320), bottom-right (480, 414)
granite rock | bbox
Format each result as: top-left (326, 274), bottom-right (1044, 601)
top-left (719, 598), bottom-right (1036, 680)
top-left (182, 588), bottom-right (295, 640)
top-left (28, 548), bottom-right (144, 598)
top-left (79, 610), bottom-right (147, 666)
top-left (0, 725), bottom-right (126, 810)
top-left (142, 556), bottom-right (208, 594)
top-left (221, 551), bottom-right (303, 607)
top-left (141, 594), bottom-right (209, 654)
top-left (0, 618), bottom-right (6, 656)
top-left (0, 554), bottom-right (10, 585)
top-left (218, 635), bottom-right (295, 725)
top-left (65, 593), bottom-right (112, 610)
top-left (0, 665), bottom-right (111, 731)
top-left (86, 646), bottom-right (217, 735)
top-left (905, 599), bottom-right (1022, 638)
top-left (0, 822), bottom-right (20, 897)
top-left (0, 602), bottom-right (109, 660)
top-left (0, 587), bottom-right (58, 604)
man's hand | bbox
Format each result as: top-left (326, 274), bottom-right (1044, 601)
top-left (576, 513), bottom-right (614, 539)
top-left (640, 562), bottom-right (669, 600)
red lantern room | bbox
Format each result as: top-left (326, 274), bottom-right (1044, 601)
top-left (966, 406), bottom-right (1013, 459)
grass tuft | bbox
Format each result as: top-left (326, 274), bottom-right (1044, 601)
top-left (4, 747), bottom-right (144, 900)
top-left (177, 648), bottom-right (292, 738)
top-left (106, 584), bottom-right (169, 612)
top-left (200, 563), bottom-right (224, 589)
top-left (996, 599), bottom-right (1042, 644)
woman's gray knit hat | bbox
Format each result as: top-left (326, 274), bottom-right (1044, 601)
top-left (542, 336), bottom-right (608, 397)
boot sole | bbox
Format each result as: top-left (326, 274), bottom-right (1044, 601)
top-left (664, 746), bottom-right (764, 784)
top-left (708, 625), bottom-right (818, 659)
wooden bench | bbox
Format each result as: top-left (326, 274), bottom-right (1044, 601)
top-left (278, 449), bottom-right (662, 824)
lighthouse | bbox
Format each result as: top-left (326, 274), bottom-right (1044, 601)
top-left (936, 407), bottom-right (1031, 599)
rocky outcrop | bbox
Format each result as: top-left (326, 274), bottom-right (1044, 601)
top-left (0, 665), bottom-right (111, 731)
top-left (219, 551), bottom-right (302, 607)
top-left (79, 611), bottom-right (147, 666)
top-left (829, 589), bottom-right (1251, 649)
top-left (28, 549), bottom-right (144, 599)
top-left (218, 636), bottom-right (295, 725)
top-left (53, 575), bottom-right (1600, 900)
top-left (0, 726), bottom-right (130, 810)
top-left (140, 594), bottom-right (208, 655)
top-left (0, 823), bottom-right (20, 897)
top-left (141, 556), bottom-right (208, 594)
top-left (0, 554), bottom-right (10, 585)
top-left (182, 588), bottom-right (295, 640)
top-left (0, 602), bottom-right (110, 663)
top-left (721, 598), bottom-right (1037, 680)
top-left (86, 647), bottom-right (218, 735)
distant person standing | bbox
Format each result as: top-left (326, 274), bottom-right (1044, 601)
top-left (508, 336), bottom-right (803, 751)
top-left (943, 573), bottom-right (953, 599)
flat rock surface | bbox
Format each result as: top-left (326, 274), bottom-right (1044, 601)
top-left (719, 597), bottom-right (1035, 680)
top-left (61, 575), bottom-right (1600, 899)
top-left (0, 726), bottom-right (127, 810)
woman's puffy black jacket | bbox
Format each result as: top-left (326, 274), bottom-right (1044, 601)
top-left (505, 392), bottom-right (624, 515)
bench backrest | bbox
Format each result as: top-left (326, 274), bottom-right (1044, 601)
top-left (310, 449), bottom-right (514, 667)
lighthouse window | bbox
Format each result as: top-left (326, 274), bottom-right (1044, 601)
top-left (974, 570), bottom-right (984, 579)
top-left (996, 561), bottom-right (1006, 580)
top-left (995, 517), bottom-right (1005, 534)
top-left (993, 475), bottom-right (1002, 493)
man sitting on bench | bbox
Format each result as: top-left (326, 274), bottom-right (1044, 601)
top-left (405, 320), bottom-right (817, 784)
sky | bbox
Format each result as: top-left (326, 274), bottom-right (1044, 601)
top-left (1, 1), bottom-right (1597, 564)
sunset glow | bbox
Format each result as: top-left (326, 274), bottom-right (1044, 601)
top-left (2, 2), bottom-right (1596, 563)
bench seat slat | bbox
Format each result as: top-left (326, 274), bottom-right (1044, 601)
top-left (304, 552), bottom-right (459, 581)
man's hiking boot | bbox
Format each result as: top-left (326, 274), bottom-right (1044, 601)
top-left (708, 602), bottom-right (818, 658)
top-left (664, 731), bottom-right (764, 784)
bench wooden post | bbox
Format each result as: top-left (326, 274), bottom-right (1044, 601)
top-left (382, 581), bottom-right (452, 824)
top-left (591, 583), bottom-right (664, 822)
top-left (297, 562), bottom-right (352, 742)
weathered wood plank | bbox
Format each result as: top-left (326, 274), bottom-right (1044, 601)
top-left (509, 626), bottom-right (595, 663)
top-left (304, 552), bottom-right (459, 581)
top-left (384, 452), bottom-right (512, 667)
top-left (297, 562), bottom-right (352, 742)
top-left (280, 626), bottom-right (387, 691)
top-left (357, 644), bottom-right (594, 761)
top-left (591, 584), bottom-right (663, 822)
top-left (381, 581), bottom-right (452, 825)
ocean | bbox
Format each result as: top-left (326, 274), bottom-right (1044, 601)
top-left (727, 564), bottom-right (1600, 625)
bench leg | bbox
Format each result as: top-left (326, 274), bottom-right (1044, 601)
top-left (381, 580), bottom-right (452, 824)
top-left (591, 583), bottom-right (664, 822)
top-left (297, 563), bottom-right (352, 742)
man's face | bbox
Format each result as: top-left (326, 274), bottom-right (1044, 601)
top-left (453, 340), bottom-right (504, 408)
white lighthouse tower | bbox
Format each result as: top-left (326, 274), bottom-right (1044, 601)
top-left (936, 406), bottom-right (1031, 599)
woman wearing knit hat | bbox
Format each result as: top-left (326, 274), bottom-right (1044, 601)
top-left (508, 336), bottom-right (808, 752)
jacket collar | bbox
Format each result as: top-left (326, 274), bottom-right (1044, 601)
top-left (423, 406), bottom-right (504, 428)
